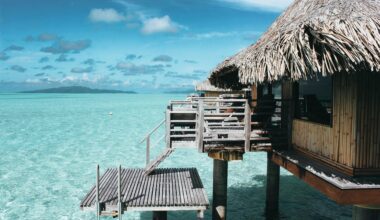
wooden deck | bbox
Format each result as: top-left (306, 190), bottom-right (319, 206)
top-left (271, 150), bottom-right (380, 204)
top-left (167, 97), bottom-right (287, 154)
top-left (80, 168), bottom-right (209, 214)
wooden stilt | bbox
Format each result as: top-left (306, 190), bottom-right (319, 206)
top-left (265, 153), bottom-right (280, 220)
top-left (353, 205), bottom-right (380, 220)
top-left (153, 211), bottom-right (167, 220)
top-left (212, 159), bottom-right (228, 220)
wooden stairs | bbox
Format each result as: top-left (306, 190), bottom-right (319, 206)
top-left (144, 148), bottom-right (175, 175)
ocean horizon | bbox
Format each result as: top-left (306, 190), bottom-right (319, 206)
top-left (0, 93), bottom-right (351, 219)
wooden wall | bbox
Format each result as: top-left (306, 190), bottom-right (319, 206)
top-left (332, 72), bottom-right (358, 167)
top-left (293, 120), bottom-right (333, 159)
top-left (204, 91), bottom-right (222, 97)
top-left (292, 72), bottom-right (380, 175)
top-left (354, 72), bottom-right (380, 171)
top-left (204, 91), bottom-right (244, 97)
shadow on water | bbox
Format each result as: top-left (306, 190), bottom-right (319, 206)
top-left (136, 174), bottom-right (352, 220)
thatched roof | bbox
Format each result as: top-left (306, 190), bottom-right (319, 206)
top-left (210, 0), bottom-right (380, 89)
top-left (195, 80), bottom-right (231, 92)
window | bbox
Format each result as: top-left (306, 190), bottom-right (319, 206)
top-left (296, 75), bottom-right (332, 126)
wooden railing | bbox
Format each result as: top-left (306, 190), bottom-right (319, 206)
top-left (138, 119), bottom-right (166, 166)
top-left (95, 164), bottom-right (123, 219)
top-left (140, 96), bottom-right (290, 157)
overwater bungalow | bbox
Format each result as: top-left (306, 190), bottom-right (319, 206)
top-left (210, 0), bottom-right (380, 218)
top-left (80, 0), bottom-right (380, 219)
top-left (195, 80), bottom-right (237, 97)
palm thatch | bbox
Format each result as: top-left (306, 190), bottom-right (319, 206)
top-left (195, 80), bottom-right (231, 92)
top-left (209, 0), bottom-right (380, 89)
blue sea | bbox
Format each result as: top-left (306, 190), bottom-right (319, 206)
top-left (0, 94), bottom-right (351, 219)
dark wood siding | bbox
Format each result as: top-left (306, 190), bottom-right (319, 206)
top-left (354, 72), bottom-right (380, 171)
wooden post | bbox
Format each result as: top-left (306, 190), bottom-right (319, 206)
top-left (353, 205), bottom-right (380, 220)
top-left (265, 153), bottom-right (280, 220)
top-left (244, 99), bottom-right (251, 152)
top-left (96, 164), bottom-right (100, 220)
top-left (197, 100), bottom-right (204, 153)
top-left (165, 108), bottom-right (171, 149)
top-left (153, 211), bottom-right (167, 220)
top-left (146, 135), bottom-right (150, 166)
top-left (281, 81), bottom-right (298, 150)
top-left (212, 159), bottom-right (228, 220)
top-left (251, 85), bottom-right (258, 107)
top-left (118, 165), bottom-right (123, 220)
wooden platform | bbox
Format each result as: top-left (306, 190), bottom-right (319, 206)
top-left (80, 168), bottom-right (209, 214)
top-left (271, 150), bottom-right (380, 204)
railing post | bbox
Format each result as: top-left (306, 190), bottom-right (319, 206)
top-left (165, 108), bottom-right (171, 149)
top-left (118, 165), bottom-right (122, 220)
top-left (146, 135), bottom-right (150, 166)
top-left (96, 164), bottom-right (100, 220)
top-left (244, 99), bottom-right (251, 152)
top-left (216, 100), bottom-right (220, 114)
top-left (197, 100), bottom-right (204, 153)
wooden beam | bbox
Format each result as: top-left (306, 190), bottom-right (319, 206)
top-left (208, 151), bottom-right (244, 161)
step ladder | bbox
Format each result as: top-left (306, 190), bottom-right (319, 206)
top-left (144, 148), bottom-right (174, 175)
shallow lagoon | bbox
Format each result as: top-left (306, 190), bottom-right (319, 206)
top-left (0, 94), bottom-right (351, 219)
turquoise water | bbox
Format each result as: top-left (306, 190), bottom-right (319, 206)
top-left (0, 94), bottom-right (351, 219)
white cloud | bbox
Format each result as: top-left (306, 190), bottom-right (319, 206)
top-left (190, 31), bottom-right (239, 40)
top-left (25, 79), bottom-right (41, 84)
top-left (141, 15), bottom-right (184, 35)
top-left (218, 0), bottom-right (293, 12)
top-left (184, 31), bottom-right (263, 40)
top-left (123, 80), bottom-right (131, 86)
top-left (89, 8), bottom-right (125, 23)
top-left (61, 76), bottom-right (77, 82)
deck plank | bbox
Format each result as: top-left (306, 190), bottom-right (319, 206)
top-left (81, 168), bottom-right (209, 212)
top-left (81, 168), bottom-right (113, 207)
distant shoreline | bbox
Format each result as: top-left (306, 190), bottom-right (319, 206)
top-left (20, 86), bottom-right (137, 94)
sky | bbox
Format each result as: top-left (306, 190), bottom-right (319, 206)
top-left (0, 0), bottom-right (293, 92)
